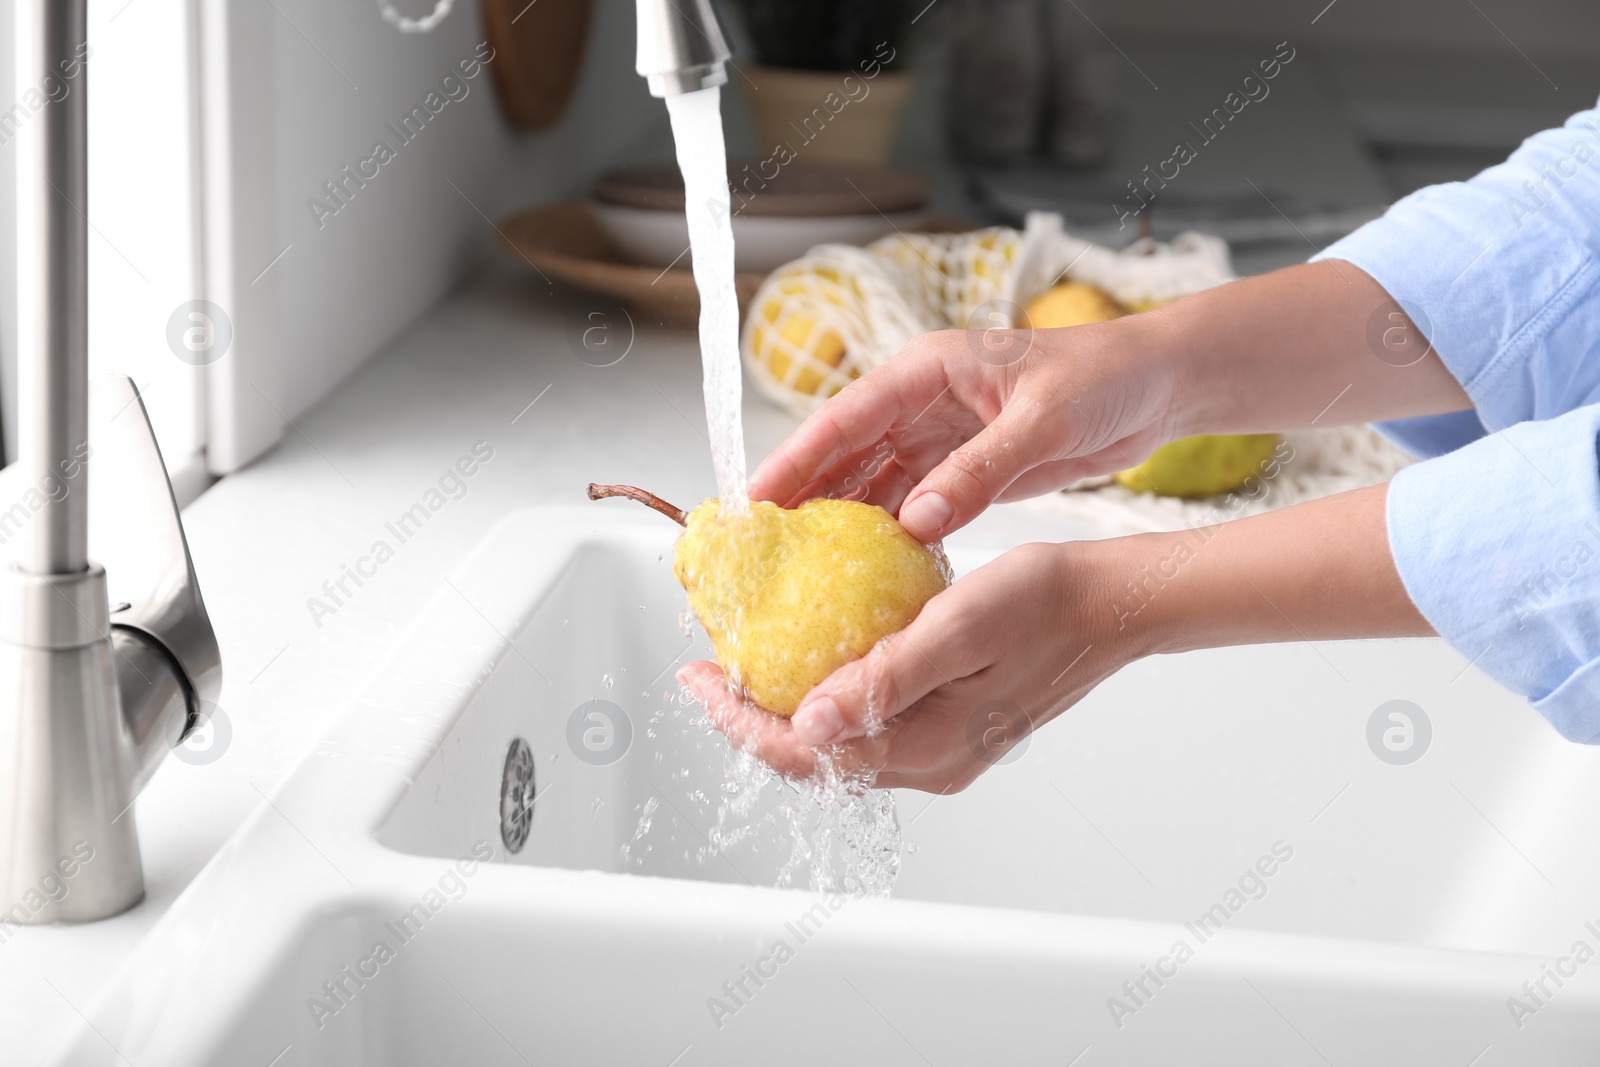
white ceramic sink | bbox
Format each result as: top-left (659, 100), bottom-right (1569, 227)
top-left (56, 508), bottom-right (1600, 1065)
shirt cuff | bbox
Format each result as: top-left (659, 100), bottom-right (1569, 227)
top-left (1387, 403), bottom-right (1600, 743)
top-left (1313, 105), bottom-right (1600, 432)
top-left (1371, 409), bottom-right (1487, 460)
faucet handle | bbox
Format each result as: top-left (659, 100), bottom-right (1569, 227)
top-left (89, 374), bottom-right (222, 726)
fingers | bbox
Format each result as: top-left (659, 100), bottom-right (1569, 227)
top-left (860, 461), bottom-right (920, 518)
top-left (747, 379), bottom-right (901, 505)
top-left (792, 452), bottom-right (919, 514)
top-left (790, 590), bottom-right (980, 745)
top-left (896, 402), bottom-right (1055, 541)
top-left (679, 661), bottom-right (893, 784)
top-left (995, 454), bottom-right (1118, 500)
top-left (676, 662), bottom-right (817, 779)
top-left (859, 689), bottom-right (984, 794)
top-left (749, 341), bottom-right (953, 505)
top-left (994, 461), bottom-right (1095, 501)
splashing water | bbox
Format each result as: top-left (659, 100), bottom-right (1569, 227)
top-left (666, 86), bottom-right (748, 511)
top-left (619, 795), bottom-right (660, 867)
top-left (713, 746), bottom-right (903, 897)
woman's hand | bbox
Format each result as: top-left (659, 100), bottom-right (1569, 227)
top-left (677, 541), bottom-right (1138, 792)
top-left (681, 484), bottom-right (1434, 794)
top-left (748, 261), bottom-right (1473, 544)
top-left (746, 323), bottom-right (1182, 542)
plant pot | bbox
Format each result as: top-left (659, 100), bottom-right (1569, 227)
top-left (739, 64), bottom-right (915, 166)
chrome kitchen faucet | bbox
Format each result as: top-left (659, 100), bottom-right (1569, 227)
top-left (0, 0), bottom-right (220, 923)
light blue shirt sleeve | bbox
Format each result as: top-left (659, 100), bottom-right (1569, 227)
top-left (1313, 100), bottom-right (1600, 742)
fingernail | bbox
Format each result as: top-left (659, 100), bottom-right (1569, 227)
top-left (899, 491), bottom-right (953, 538)
top-left (792, 695), bottom-right (845, 745)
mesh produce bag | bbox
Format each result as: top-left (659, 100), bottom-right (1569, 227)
top-left (742, 228), bottom-right (1020, 415)
top-left (740, 211), bottom-right (1415, 520)
top-left (741, 211), bottom-right (1235, 417)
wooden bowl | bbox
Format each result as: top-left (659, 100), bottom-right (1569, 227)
top-left (496, 200), bottom-right (767, 327)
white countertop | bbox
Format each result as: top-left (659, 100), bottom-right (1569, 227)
top-left (2, 266), bottom-right (1104, 1065)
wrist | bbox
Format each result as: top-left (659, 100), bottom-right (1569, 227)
top-left (1082, 262), bottom-right (1374, 441)
top-left (1130, 299), bottom-right (1249, 441)
top-left (1073, 534), bottom-right (1185, 662)
top-left (1062, 311), bottom-right (1194, 445)
top-left (1079, 484), bottom-right (1431, 661)
top-left (1079, 523), bottom-right (1280, 659)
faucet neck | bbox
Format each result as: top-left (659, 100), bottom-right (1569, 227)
top-left (15, 0), bottom-right (89, 576)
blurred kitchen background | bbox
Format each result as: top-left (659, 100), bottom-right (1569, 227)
top-left (710, 0), bottom-right (1600, 275)
top-left (0, 0), bottom-right (1596, 479)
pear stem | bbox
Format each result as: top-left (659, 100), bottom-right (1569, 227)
top-left (586, 483), bottom-right (688, 526)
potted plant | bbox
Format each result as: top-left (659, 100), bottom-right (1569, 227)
top-left (725, 0), bottom-right (918, 165)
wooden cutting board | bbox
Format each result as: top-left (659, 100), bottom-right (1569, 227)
top-left (480, 0), bottom-right (593, 130)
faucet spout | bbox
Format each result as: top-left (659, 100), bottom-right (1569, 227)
top-left (634, 0), bottom-right (731, 98)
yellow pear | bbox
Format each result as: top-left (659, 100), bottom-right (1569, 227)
top-left (1114, 434), bottom-right (1282, 499)
top-left (753, 309), bottom-right (850, 396)
top-left (1021, 281), bottom-right (1127, 328)
top-left (748, 267), bottom-right (856, 398)
top-left (588, 484), bottom-right (950, 716)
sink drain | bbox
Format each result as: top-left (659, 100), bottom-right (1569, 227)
top-left (500, 737), bottom-right (535, 854)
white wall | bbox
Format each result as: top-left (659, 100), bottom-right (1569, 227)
top-left (264, 0), bottom-right (509, 422)
top-left (86, 0), bottom-right (206, 491)
top-left (261, 0), bottom-right (678, 425)
top-left (208, 0), bottom-right (671, 468)
top-left (0, 0), bottom-right (206, 481)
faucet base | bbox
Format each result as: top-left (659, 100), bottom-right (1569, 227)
top-left (0, 564), bottom-right (144, 923)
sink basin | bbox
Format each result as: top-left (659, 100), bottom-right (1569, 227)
top-left (58, 509), bottom-right (1600, 1065)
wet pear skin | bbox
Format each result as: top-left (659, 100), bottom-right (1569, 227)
top-left (674, 498), bottom-right (951, 716)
